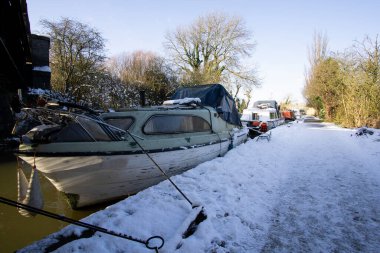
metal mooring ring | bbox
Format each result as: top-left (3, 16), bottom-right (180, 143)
top-left (145, 236), bottom-right (165, 250)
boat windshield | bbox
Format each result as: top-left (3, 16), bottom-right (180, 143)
top-left (76, 117), bottom-right (113, 141)
top-left (50, 116), bottom-right (126, 142)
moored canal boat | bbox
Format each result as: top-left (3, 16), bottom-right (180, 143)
top-left (240, 100), bottom-right (284, 137)
top-left (15, 84), bottom-right (248, 208)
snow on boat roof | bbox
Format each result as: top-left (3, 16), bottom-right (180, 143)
top-left (163, 97), bottom-right (201, 105)
top-left (243, 106), bottom-right (277, 112)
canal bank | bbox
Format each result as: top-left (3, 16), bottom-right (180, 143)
top-left (17, 123), bottom-right (380, 253)
top-left (0, 155), bottom-right (105, 252)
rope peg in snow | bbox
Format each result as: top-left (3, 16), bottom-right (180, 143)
top-left (163, 206), bottom-right (208, 252)
top-left (182, 206), bottom-right (207, 239)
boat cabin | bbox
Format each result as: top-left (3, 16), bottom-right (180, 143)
top-left (241, 101), bottom-right (283, 137)
top-left (282, 110), bottom-right (296, 122)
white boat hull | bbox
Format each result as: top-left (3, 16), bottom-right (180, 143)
top-left (19, 141), bottom-right (231, 208)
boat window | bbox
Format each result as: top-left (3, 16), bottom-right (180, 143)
top-left (143, 115), bottom-right (211, 134)
top-left (51, 123), bottom-right (94, 142)
top-left (252, 113), bottom-right (259, 120)
top-left (76, 117), bottom-right (112, 141)
top-left (104, 117), bottom-right (134, 131)
top-left (270, 112), bottom-right (276, 119)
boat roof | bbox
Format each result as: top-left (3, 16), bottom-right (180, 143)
top-left (243, 107), bottom-right (278, 113)
top-left (115, 103), bottom-right (208, 112)
top-left (253, 100), bottom-right (279, 109)
top-left (170, 84), bottom-right (241, 126)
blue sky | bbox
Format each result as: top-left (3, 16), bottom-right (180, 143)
top-left (28, 0), bottom-right (380, 104)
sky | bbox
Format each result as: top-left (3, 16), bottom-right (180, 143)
top-left (27, 0), bottom-right (380, 105)
top-left (19, 123), bottom-right (380, 252)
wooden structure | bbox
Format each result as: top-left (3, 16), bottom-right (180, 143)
top-left (0, 0), bottom-right (50, 140)
top-left (0, 0), bottom-right (34, 92)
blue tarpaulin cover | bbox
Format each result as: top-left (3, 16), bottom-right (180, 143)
top-left (171, 84), bottom-right (242, 126)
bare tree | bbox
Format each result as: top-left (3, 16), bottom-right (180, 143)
top-left (280, 95), bottom-right (293, 110)
top-left (304, 31), bottom-right (329, 116)
top-left (304, 33), bottom-right (380, 126)
top-left (164, 13), bottom-right (259, 99)
top-left (345, 35), bottom-right (380, 126)
top-left (107, 51), bottom-right (177, 106)
top-left (308, 31), bottom-right (329, 68)
top-left (354, 35), bottom-right (380, 85)
top-left (41, 18), bottom-right (106, 101)
top-left (305, 31), bottom-right (329, 94)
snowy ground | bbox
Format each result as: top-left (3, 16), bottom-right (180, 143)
top-left (20, 122), bottom-right (380, 253)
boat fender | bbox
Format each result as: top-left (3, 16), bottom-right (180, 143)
top-left (17, 165), bottom-right (44, 217)
top-left (17, 167), bottom-right (28, 206)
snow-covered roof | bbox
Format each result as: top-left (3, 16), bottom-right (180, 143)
top-left (32, 66), bottom-right (51, 72)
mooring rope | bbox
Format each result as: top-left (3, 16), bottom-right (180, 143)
top-left (127, 131), bottom-right (195, 207)
top-left (0, 196), bottom-right (164, 252)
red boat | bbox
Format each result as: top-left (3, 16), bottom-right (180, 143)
top-left (282, 110), bottom-right (296, 121)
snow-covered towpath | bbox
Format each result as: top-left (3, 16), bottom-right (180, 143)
top-left (20, 122), bottom-right (380, 253)
top-left (260, 123), bottom-right (380, 252)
